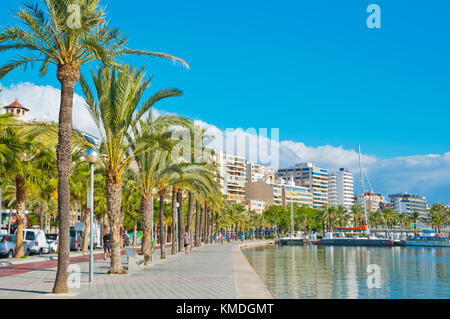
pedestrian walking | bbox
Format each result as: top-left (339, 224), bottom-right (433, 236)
top-left (184, 233), bottom-right (190, 254)
top-left (103, 231), bottom-right (111, 260)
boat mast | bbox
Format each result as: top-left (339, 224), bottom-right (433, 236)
top-left (358, 145), bottom-right (370, 236)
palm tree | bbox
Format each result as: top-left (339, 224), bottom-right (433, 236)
top-left (1, 122), bottom-right (47, 257)
top-left (408, 211), bottom-right (421, 231)
top-left (132, 113), bottom-right (190, 264)
top-left (121, 168), bottom-right (140, 247)
top-left (335, 205), bottom-right (349, 227)
top-left (350, 204), bottom-right (364, 227)
top-left (429, 203), bottom-right (447, 233)
top-left (0, 113), bottom-right (18, 164)
top-left (0, 0), bottom-right (188, 293)
top-left (76, 66), bottom-right (181, 274)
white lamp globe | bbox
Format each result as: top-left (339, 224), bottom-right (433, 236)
top-left (85, 149), bottom-right (99, 163)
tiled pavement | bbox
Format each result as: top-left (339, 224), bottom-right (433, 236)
top-left (0, 242), bottom-right (239, 299)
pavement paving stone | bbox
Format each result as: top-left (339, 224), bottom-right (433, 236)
top-left (0, 242), bottom-right (239, 299)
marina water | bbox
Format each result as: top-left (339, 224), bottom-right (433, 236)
top-left (242, 244), bottom-right (449, 299)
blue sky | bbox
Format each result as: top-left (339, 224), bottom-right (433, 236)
top-left (0, 0), bottom-right (449, 203)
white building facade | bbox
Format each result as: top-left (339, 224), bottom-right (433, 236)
top-left (328, 168), bottom-right (354, 209)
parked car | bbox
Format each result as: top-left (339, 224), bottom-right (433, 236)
top-left (70, 223), bottom-right (101, 251)
top-left (45, 233), bottom-right (58, 253)
top-left (15, 229), bottom-right (50, 255)
top-left (70, 227), bottom-right (83, 251)
top-left (0, 234), bottom-right (17, 258)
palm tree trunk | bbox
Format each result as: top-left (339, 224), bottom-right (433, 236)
top-left (205, 209), bottom-right (210, 244)
top-left (211, 211), bottom-right (215, 242)
top-left (177, 189), bottom-right (185, 253)
top-left (106, 175), bottom-right (125, 274)
top-left (132, 217), bottom-right (137, 246)
top-left (82, 208), bottom-right (90, 252)
top-left (195, 200), bottom-right (201, 247)
top-left (159, 192), bottom-right (166, 259)
top-left (186, 192), bottom-right (194, 247)
top-left (15, 175), bottom-right (25, 258)
top-left (53, 64), bottom-right (80, 294)
top-left (140, 194), bottom-right (153, 265)
top-left (171, 187), bottom-right (177, 255)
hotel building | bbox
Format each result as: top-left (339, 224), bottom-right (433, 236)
top-left (389, 193), bottom-right (427, 216)
top-left (328, 168), bottom-right (354, 209)
top-left (276, 162), bottom-right (328, 208)
top-left (214, 151), bottom-right (247, 203)
top-left (246, 161), bottom-right (275, 182)
top-left (354, 191), bottom-right (385, 212)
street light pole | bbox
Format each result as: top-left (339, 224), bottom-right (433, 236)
top-left (89, 162), bottom-right (94, 282)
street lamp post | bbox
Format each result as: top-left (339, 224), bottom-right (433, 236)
top-left (85, 149), bottom-right (99, 283)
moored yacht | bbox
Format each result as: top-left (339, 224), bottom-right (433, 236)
top-left (404, 230), bottom-right (449, 247)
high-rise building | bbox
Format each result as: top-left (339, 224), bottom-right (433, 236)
top-left (214, 151), bottom-right (247, 203)
top-left (354, 191), bottom-right (385, 212)
top-left (328, 168), bottom-right (354, 209)
top-left (245, 161), bottom-right (275, 182)
top-left (277, 162), bottom-right (328, 208)
top-left (389, 193), bottom-right (427, 216)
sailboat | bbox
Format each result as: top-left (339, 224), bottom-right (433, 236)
top-left (313, 145), bottom-right (394, 247)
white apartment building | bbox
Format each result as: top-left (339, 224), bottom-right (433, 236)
top-left (328, 168), bottom-right (354, 209)
top-left (354, 191), bottom-right (385, 212)
top-left (245, 161), bottom-right (275, 183)
top-left (277, 162), bottom-right (328, 208)
top-left (214, 151), bottom-right (247, 203)
top-left (389, 193), bottom-right (427, 216)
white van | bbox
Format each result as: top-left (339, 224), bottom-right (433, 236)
top-left (15, 229), bottom-right (50, 255)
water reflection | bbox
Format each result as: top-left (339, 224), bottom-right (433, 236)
top-left (242, 245), bottom-right (449, 299)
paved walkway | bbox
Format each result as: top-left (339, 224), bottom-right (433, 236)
top-left (0, 240), bottom-right (273, 299)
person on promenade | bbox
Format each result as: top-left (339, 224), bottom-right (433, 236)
top-left (184, 233), bottom-right (190, 254)
top-left (103, 231), bottom-right (111, 260)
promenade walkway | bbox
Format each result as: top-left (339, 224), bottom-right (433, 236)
top-left (0, 241), bottom-right (273, 299)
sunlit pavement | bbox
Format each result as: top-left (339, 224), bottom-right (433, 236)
top-left (0, 242), bottom-right (240, 299)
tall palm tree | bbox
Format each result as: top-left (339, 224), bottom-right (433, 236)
top-left (76, 66), bottom-right (181, 274)
top-left (132, 113), bottom-right (190, 264)
top-left (1, 123), bottom-right (47, 257)
top-left (0, 0), bottom-right (188, 293)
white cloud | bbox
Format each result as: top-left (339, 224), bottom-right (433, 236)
top-left (0, 82), bottom-right (99, 136)
top-left (1, 82), bottom-right (449, 205)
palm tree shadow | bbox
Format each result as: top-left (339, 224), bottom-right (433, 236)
top-left (0, 287), bottom-right (49, 295)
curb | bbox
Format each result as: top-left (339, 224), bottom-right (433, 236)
top-left (232, 240), bottom-right (274, 299)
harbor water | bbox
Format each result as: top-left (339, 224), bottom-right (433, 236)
top-left (242, 244), bottom-right (449, 299)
